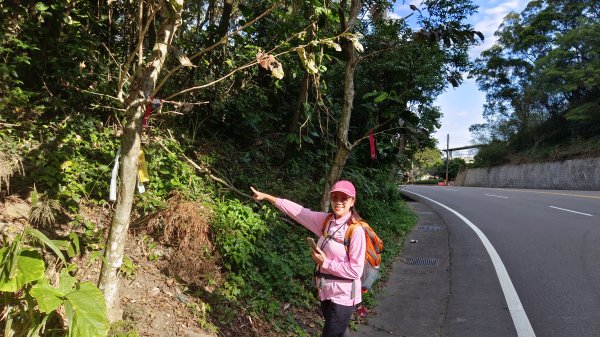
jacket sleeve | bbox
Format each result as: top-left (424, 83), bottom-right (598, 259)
top-left (275, 198), bottom-right (330, 236)
top-left (320, 226), bottom-right (366, 279)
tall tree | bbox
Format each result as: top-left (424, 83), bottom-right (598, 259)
top-left (319, 0), bottom-right (482, 209)
top-left (472, 0), bottom-right (600, 150)
top-left (319, 0), bottom-right (362, 210)
top-left (97, 0), bottom-right (185, 322)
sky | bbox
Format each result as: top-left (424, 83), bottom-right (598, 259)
top-left (390, 0), bottom-right (530, 151)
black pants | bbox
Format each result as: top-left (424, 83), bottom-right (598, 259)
top-left (320, 300), bottom-right (355, 337)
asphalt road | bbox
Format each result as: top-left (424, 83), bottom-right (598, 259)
top-left (400, 185), bottom-right (600, 337)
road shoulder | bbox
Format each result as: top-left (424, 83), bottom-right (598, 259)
top-left (353, 199), bottom-right (450, 337)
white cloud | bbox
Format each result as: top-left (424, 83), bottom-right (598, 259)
top-left (469, 0), bottom-right (528, 58)
top-left (388, 12), bottom-right (402, 20)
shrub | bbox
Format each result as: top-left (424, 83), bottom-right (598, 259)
top-left (472, 141), bottom-right (510, 167)
top-left (212, 199), bottom-right (271, 273)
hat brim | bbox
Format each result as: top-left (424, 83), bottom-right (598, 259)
top-left (330, 189), bottom-right (355, 197)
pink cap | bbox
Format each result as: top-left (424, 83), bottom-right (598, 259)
top-left (330, 180), bottom-right (356, 197)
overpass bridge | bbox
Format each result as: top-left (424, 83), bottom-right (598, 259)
top-left (442, 144), bottom-right (484, 161)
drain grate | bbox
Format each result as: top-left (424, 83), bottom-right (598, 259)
top-left (404, 257), bottom-right (438, 266)
top-left (418, 225), bottom-right (441, 231)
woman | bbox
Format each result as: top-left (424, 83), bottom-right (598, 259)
top-left (251, 180), bottom-right (366, 337)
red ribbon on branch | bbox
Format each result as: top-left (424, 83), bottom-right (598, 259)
top-left (369, 130), bottom-right (376, 160)
top-left (143, 98), bottom-right (163, 127)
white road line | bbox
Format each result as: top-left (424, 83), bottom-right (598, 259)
top-left (485, 194), bottom-right (509, 199)
top-left (403, 190), bottom-right (536, 337)
top-left (549, 206), bottom-right (593, 217)
top-left (445, 188), bottom-right (459, 191)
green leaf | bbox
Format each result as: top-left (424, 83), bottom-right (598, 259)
top-left (35, 3), bottom-right (49, 12)
top-left (302, 135), bottom-right (314, 144)
top-left (28, 314), bottom-right (50, 337)
top-left (66, 244), bottom-right (75, 258)
top-left (51, 239), bottom-right (71, 250)
top-left (58, 270), bottom-right (78, 294)
top-left (68, 232), bottom-right (81, 257)
top-left (285, 133), bottom-right (300, 144)
top-left (26, 228), bottom-right (67, 264)
top-left (0, 248), bottom-right (45, 292)
top-left (64, 282), bottom-right (109, 337)
top-left (362, 90), bottom-right (379, 99)
top-left (31, 188), bottom-right (39, 206)
top-left (374, 92), bottom-right (389, 104)
top-left (30, 278), bottom-right (65, 313)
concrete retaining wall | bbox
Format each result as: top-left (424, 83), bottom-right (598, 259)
top-left (456, 157), bottom-right (600, 190)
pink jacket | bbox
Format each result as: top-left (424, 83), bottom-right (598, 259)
top-left (275, 198), bottom-right (366, 306)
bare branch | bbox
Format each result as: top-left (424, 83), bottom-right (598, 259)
top-left (161, 99), bottom-right (209, 106)
top-left (351, 119), bottom-right (398, 147)
top-left (164, 60), bottom-right (259, 100)
top-left (157, 110), bottom-right (183, 115)
top-left (93, 105), bottom-right (126, 112)
top-left (118, 1), bottom-right (165, 100)
top-left (358, 42), bottom-right (410, 64)
top-left (80, 88), bottom-right (121, 102)
top-left (137, 0), bottom-right (144, 67)
top-left (101, 42), bottom-right (125, 102)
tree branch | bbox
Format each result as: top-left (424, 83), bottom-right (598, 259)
top-left (165, 29), bottom-right (346, 100)
top-left (79, 88), bottom-right (121, 102)
top-left (164, 60), bottom-right (259, 100)
top-left (117, 1), bottom-right (164, 100)
top-left (154, 1), bottom-right (284, 95)
top-left (157, 140), bottom-right (252, 200)
top-left (351, 118), bottom-right (398, 147)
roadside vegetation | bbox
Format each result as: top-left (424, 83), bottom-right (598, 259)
top-left (0, 115), bottom-right (417, 336)
top-left (469, 0), bottom-right (599, 167)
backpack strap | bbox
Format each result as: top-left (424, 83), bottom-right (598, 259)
top-left (321, 213), bottom-right (347, 245)
top-left (320, 213), bottom-right (334, 235)
top-left (343, 222), bottom-right (364, 246)
top-left (321, 215), bottom-right (365, 247)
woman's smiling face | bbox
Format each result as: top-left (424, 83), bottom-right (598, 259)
top-left (330, 191), bottom-right (355, 218)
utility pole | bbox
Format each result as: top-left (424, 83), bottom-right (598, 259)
top-left (445, 134), bottom-right (449, 185)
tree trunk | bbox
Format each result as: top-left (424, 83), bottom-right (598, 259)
top-left (211, 0), bottom-right (234, 69)
top-left (319, 0), bottom-right (361, 211)
top-left (98, 0), bottom-right (184, 323)
top-left (284, 72), bottom-right (311, 161)
top-left (216, 0), bottom-right (234, 40)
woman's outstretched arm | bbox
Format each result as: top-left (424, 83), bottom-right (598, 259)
top-left (250, 186), bottom-right (277, 205)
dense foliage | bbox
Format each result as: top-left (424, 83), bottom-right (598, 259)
top-left (470, 0), bottom-right (600, 165)
top-left (432, 157), bottom-right (466, 181)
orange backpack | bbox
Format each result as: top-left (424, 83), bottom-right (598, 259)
top-left (321, 214), bottom-right (384, 290)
